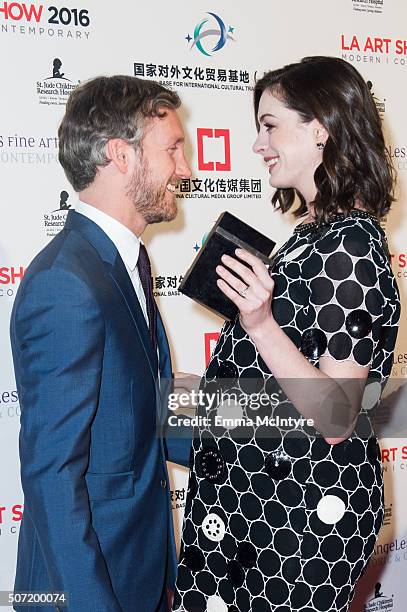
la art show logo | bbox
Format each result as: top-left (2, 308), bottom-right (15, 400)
top-left (0, 2), bottom-right (91, 39)
top-left (380, 444), bottom-right (407, 472)
top-left (36, 58), bottom-right (80, 106)
top-left (341, 34), bottom-right (407, 67)
top-left (389, 251), bottom-right (407, 278)
top-left (0, 504), bottom-right (23, 537)
top-left (0, 266), bottom-right (25, 299)
top-left (185, 12), bottom-right (236, 57)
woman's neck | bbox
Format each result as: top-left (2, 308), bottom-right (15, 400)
top-left (303, 200), bottom-right (367, 224)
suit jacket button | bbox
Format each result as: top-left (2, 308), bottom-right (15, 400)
top-left (161, 478), bottom-right (167, 488)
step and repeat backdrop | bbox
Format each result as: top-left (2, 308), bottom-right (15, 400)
top-left (1, 1), bottom-right (406, 610)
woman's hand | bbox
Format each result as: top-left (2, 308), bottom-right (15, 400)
top-left (216, 248), bottom-right (275, 334)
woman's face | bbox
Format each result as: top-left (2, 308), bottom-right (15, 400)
top-left (253, 90), bottom-right (325, 201)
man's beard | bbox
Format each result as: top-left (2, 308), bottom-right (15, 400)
top-left (126, 157), bottom-right (177, 224)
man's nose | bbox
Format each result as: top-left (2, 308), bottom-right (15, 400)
top-left (177, 152), bottom-right (192, 179)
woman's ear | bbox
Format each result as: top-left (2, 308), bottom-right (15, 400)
top-left (313, 120), bottom-right (329, 146)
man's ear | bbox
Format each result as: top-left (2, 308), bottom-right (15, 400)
top-left (105, 139), bottom-right (134, 174)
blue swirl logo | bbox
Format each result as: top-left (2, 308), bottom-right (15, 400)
top-left (186, 12), bottom-right (236, 57)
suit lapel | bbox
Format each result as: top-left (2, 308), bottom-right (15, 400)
top-left (64, 210), bottom-right (159, 379)
top-left (109, 253), bottom-right (158, 378)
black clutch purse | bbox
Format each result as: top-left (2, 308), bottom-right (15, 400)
top-left (179, 211), bottom-right (276, 320)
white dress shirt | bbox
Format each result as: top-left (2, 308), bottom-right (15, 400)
top-left (75, 200), bottom-right (149, 325)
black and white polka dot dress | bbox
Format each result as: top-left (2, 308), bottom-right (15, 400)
top-left (174, 211), bottom-right (400, 612)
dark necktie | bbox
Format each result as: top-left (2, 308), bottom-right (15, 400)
top-left (137, 243), bottom-right (157, 351)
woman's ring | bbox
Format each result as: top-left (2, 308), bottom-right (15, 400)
top-left (239, 286), bottom-right (249, 298)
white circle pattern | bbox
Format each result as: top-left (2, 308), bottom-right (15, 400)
top-left (201, 513), bottom-right (226, 542)
top-left (317, 495), bottom-right (346, 525)
top-left (206, 595), bottom-right (228, 612)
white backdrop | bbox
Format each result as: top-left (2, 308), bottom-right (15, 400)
top-left (1, 1), bottom-right (406, 610)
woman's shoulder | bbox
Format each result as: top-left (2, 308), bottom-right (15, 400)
top-left (312, 211), bottom-right (386, 257)
top-left (331, 211), bottom-right (383, 239)
top-left (294, 211), bottom-right (393, 278)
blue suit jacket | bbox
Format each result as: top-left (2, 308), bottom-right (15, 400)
top-left (10, 211), bottom-right (190, 612)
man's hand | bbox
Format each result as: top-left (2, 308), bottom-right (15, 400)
top-left (172, 372), bottom-right (201, 412)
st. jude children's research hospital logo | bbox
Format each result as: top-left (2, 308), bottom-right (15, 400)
top-left (42, 190), bottom-right (72, 237)
top-left (365, 582), bottom-right (394, 611)
top-left (186, 12), bottom-right (235, 57)
top-left (37, 58), bottom-right (79, 106)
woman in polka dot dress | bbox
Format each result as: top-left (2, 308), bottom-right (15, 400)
top-left (173, 57), bottom-right (400, 612)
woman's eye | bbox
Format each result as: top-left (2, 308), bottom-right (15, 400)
top-left (265, 123), bottom-right (275, 133)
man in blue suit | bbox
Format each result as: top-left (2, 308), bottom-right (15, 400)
top-left (10, 75), bottom-right (192, 611)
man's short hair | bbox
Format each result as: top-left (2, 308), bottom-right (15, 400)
top-left (58, 75), bottom-right (181, 192)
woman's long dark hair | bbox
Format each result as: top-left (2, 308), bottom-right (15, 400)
top-left (254, 56), bottom-right (395, 221)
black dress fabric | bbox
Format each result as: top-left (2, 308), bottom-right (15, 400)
top-left (173, 211), bottom-right (400, 612)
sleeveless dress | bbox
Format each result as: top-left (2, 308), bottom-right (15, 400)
top-left (173, 211), bottom-right (400, 612)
